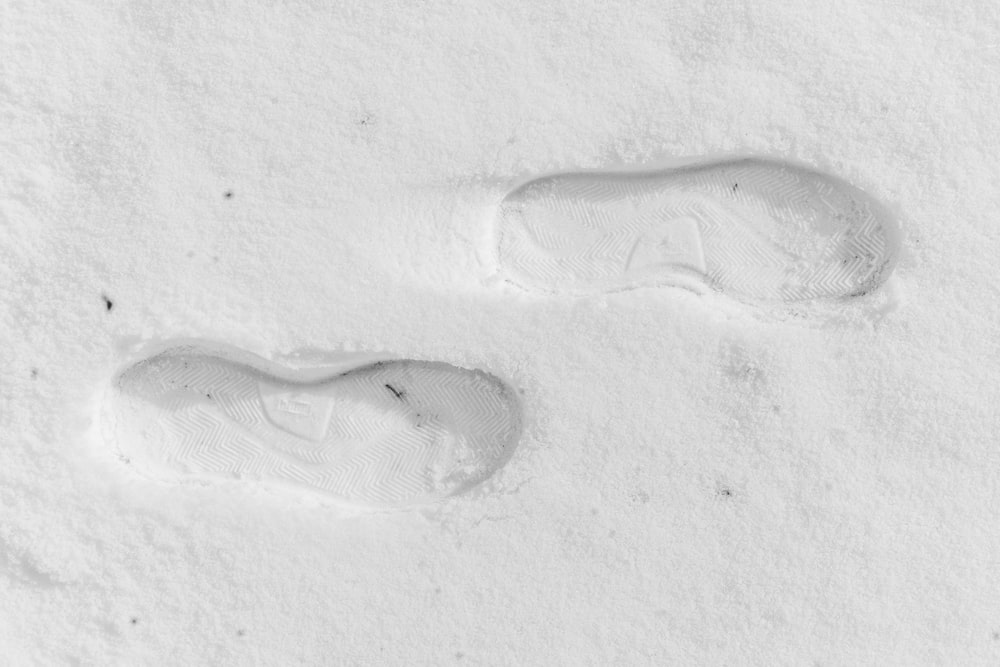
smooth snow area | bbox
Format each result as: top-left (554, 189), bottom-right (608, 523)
top-left (2, 2), bottom-right (1000, 664)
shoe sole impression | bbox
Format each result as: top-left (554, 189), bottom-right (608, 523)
top-left (496, 157), bottom-right (900, 302)
top-left (102, 344), bottom-right (522, 507)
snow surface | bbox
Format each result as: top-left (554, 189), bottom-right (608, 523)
top-left (2, 1), bottom-right (1000, 664)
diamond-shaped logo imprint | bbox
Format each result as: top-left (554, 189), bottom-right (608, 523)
top-left (625, 216), bottom-right (707, 275)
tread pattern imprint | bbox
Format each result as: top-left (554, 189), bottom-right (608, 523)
top-left (496, 158), bottom-right (899, 301)
top-left (104, 349), bottom-right (522, 507)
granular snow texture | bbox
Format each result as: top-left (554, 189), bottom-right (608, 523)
top-left (2, 1), bottom-right (1000, 664)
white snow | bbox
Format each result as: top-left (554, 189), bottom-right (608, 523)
top-left (2, 1), bottom-right (1000, 664)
